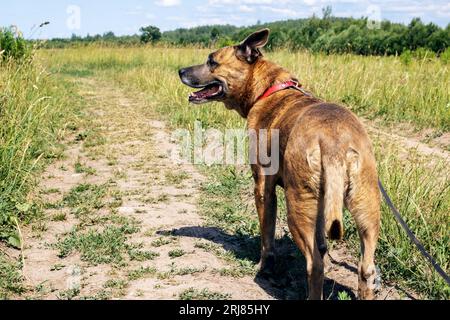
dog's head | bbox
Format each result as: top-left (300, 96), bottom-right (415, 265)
top-left (178, 29), bottom-right (270, 110)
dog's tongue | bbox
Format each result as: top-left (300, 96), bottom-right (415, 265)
top-left (190, 84), bottom-right (221, 100)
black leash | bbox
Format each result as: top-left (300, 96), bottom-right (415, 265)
top-left (378, 180), bottom-right (450, 286)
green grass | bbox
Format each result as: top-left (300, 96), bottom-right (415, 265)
top-left (0, 253), bottom-right (25, 299)
top-left (78, 289), bottom-right (111, 301)
top-left (63, 184), bottom-right (106, 207)
top-left (143, 194), bottom-right (170, 204)
top-left (127, 266), bottom-right (157, 281)
top-left (128, 249), bottom-right (159, 262)
top-left (0, 56), bottom-right (82, 247)
top-left (157, 263), bottom-right (207, 280)
top-left (57, 288), bottom-right (80, 300)
top-left (151, 237), bottom-right (177, 247)
top-left (61, 183), bottom-right (107, 217)
top-left (337, 291), bottom-right (352, 301)
top-left (194, 241), bottom-right (257, 277)
top-left (372, 142), bottom-right (450, 299)
top-left (101, 278), bottom-right (130, 298)
top-left (103, 279), bottom-right (128, 290)
top-left (74, 160), bottom-right (96, 175)
top-left (51, 213), bottom-right (67, 222)
top-left (42, 188), bottom-right (60, 195)
top-left (199, 167), bottom-right (260, 237)
top-left (82, 129), bottom-right (107, 149)
top-left (0, 51), bottom-right (83, 298)
top-left (50, 263), bottom-right (65, 271)
top-left (165, 172), bottom-right (190, 186)
top-left (55, 225), bottom-right (140, 266)
top-left (179, 287), bottom-right (231, 300)
top-left (168, 249), bottom-right (186, 259)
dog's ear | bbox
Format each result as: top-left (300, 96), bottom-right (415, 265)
top-left (236, 28), bottom-right (270, 64)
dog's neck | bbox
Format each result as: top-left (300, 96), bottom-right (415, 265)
top-left (225, 58), bottom-right (296, 118)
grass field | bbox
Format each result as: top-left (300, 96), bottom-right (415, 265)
top-left (0, 45), bottom-right (448, 299)
top-left (0, 58), bottom-right (82, 240)
top-left (44, 46), bottom-right (450, 132)
top-left (0, 55), bottom-right (83, 298)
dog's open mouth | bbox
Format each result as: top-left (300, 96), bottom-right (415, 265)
top-left (189, 83), bottom-right (224, 104)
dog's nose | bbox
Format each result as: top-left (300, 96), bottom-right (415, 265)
top-left (179, 68), bottom-right (187, 79)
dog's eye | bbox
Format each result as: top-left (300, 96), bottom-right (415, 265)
top-left (207, 55), bottom-right (219, 69)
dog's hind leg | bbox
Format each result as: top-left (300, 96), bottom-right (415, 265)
top-left (315, 200), bottom-right (327, 259)
top-left (348, 197), bottom-right (380, 300)
top-left (285, 188), bottom-right (324, 300)
top-left (345, 155), bottom-right (381, 300)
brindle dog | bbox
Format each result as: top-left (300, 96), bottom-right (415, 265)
top-left (179, 29), bottom-right (380, 300)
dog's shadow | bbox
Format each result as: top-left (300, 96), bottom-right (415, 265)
top-left (162, 226), bottom-right (356, 300)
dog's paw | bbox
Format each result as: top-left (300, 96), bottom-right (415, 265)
top-left (258, 254), bottom-right (276, 276)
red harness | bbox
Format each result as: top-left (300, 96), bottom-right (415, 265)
top-left (257, 80), bottom-right (310, 102)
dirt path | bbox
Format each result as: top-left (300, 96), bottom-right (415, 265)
top-left (363, 120), bottom-right (450, 163)
top-left (20, 78), bottom-right (405, 300)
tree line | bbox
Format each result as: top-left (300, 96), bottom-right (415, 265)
top-left (162, 15), bottom-right (449, 56)
top-left (33, 12), bottom-right (450, 57)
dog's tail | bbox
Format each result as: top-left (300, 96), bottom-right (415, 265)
top-left (322, 156), bottom-right (345, 240)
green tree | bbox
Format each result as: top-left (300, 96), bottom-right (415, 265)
top-left (102, 31), bottom-right (116, 40)
top-left (322, 5), bottom-right (332, 19)
top-left (210, 27), bottom-right (220, 41)
top-left (140, 26), bottom-right (161, 44)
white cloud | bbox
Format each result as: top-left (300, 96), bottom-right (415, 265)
top-left (126, 6), bottom-right (144, 15)
top-left (155, 0), bottom-right (181, 7)
top-left (125, 6), bottom-right (156, 20)
top-left (239, 5), bottom-right (255, 12)
top-left (209, 0), bottom-right (273, 4)
top-left (260, 5), bottom-right (302, 17)
top-left (167, 0), bottom-right (450, 29)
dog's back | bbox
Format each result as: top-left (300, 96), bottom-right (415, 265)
top-left (249, 92), bottom-right (379, 239)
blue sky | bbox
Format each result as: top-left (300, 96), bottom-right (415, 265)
top-left (1, 0), bottom-right (449, 39)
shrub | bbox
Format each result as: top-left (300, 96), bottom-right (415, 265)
top-left (216, 36), bottom-right (234, 48)
top-left (0, 27), bottom-right (31, 60)
top-left (440, 47), bottom-right (450, 64)
top-left (399, 50), bottom-right (412, 65)
top-left (412, 47), bottom-right (436, 61)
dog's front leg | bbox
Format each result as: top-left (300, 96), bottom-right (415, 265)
top-left (253, 166), bottom-right (277, 275)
